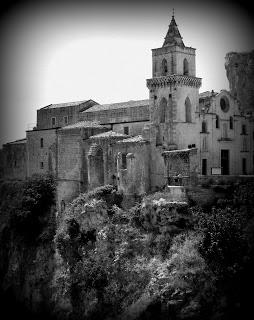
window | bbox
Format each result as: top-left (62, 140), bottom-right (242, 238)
top-left (222, 123), bottom-right (228, 139)
top-left (241, 124), bottom-right (247, 135)
top-left (122, 153), bottom-right (127, 169)
top-left (242, 137), bottom-right (248, 152)
top-left (162, 58), bottom-right (168, 76)
top-left (220, 96), bottom-right (230, 113)
top-left (185, 97), bottom-right (192, 123)
top-left (40, 138), bottom-right (43, 148)
top-left (202, 159), bottom-right (207, 175)
top-left (51, 117), bottom-right (56, 127)
top-left (40, 162), bottom-right (44, 169)
top-left (201, 121), bottom-right (207, 133)
top-left (216, 115), bottom-right (220, 128)
top-left (183, 58), bottom-right (189, 75)
top-left (159, 97), bottom-right (167, 123)
top-left (124, 127), bottom-right (129, 135)
top-left (64, 116), bottom-right (68, 125)
top-left (229, 116), bottom-right (233, 129)
top-left (242, 158), bottom-right (247, 175)
top-left (202, 137), bottom-right (208, 152)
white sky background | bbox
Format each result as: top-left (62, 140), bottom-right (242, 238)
top-left (0, 0), bottom-right (253, 147)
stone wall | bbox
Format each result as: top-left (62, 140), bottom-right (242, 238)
top-left (57, 126), bottom-right (108, 209)
top-left (225, 51), bottom-right (254, 113)
top-left (81, 105), bottom-right (150, 124)
top-left (26, 129), bottom-right (58, 177)
top-left (36, 100), bottom-right (97, 130)
top-left (0, 140), bottom-right (27, 180)
top-left (116, 139), bottom-right (150, 195)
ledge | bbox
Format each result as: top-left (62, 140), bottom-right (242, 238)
top-left (146, 74), bottom-right (202, 89)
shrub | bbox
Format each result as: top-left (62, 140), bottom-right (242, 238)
top-left (9, 174), bottom-right (56, 241)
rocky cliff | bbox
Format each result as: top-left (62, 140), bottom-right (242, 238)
top-left (225, 51), bottom-right (254, 113)
top-left (1, 178), bottom-right (254, 320)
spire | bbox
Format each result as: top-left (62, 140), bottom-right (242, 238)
top-left (163, 11), bottom-right (185, 47)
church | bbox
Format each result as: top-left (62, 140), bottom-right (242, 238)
top-left (1, 14), bottom-right (253, 208)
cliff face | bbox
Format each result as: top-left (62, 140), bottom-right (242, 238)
top-left (0, 177), bottom-right (56, 319)
top-left (225, 51), bottom-right (254, 113)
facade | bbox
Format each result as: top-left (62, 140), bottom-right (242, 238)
top-left (1, 14), bottom-right (254, 208)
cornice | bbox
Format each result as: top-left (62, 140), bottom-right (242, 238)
top-left (146, 74), bottom-right (202, 89)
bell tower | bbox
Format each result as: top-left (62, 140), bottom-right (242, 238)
top-left (146, 12), bottom-right (202, 150)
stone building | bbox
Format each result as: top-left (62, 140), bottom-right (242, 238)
top-left (1, 14), bottom-right (254, 208)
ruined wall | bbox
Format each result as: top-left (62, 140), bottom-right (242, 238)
top-left (57, 126), bottom-right (108, 209)
top-left (26, 129), bottom-right (57, 177)
top-left (116, 140), bottom-right (150, 195)
top-left (225, 51), bottom-right (254, 113)
top-left (0, 140), bottom-right (27, 180)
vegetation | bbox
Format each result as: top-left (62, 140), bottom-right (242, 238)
top-left (0, 175), bottom-right (56, 319)
top-left (1, 179), bottom-right (254, 319)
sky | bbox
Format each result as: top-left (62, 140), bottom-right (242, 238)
top-left (0, 0), bottom-right (253, 147)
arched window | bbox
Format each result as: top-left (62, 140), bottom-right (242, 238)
top-left (162, 59), bottom-right (168, 76)
top-left (168, 94), bottom-right (173, 120)
top-left (216, 115), bottom-right (220, 128)
top-left (159, 97), bottom-right (167, 123)
top-left (40, 138), bottom-right (43, 148)
top-left (229, 116), bottom-right (233, 129)
top-left (183, 58), bottom-right (189, 75)
top-left (201, 121), bottom-right (207, 133)
top-left (185, 97), bottom-right (192, 123)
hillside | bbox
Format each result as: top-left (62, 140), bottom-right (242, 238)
top-left (0, 177), bottom-right (254, 319)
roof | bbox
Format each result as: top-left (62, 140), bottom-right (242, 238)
top-left (89, 131), bottom-right (129, 139)
top-left (163, 14), bottom-right (184, 47)
top-left (61, 121), bottom-right (106, 130)
top-left (82, 99), bottom-right (150, 113)
top-left (162, 148), bottom-right (197, 157)
top-left (5, 138), bottom-right (27, 145)
top-left (39, 99), bottom-right (98, 110)
top-left (199, 91), bottom-right (218, 99)
top-left (117, 135), bottom-right (148, 144)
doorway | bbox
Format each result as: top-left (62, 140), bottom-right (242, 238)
top-left (202, 159), bottom-right (207, 175)
top-left (221, 150), bottom-right (229, 175)
top-left (242, 158), bottom-right (247, 175)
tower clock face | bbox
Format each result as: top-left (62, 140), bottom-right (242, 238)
top-left (220, 96), bottom-right (230, 112)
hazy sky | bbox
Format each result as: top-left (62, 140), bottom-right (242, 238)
top-left (0, 0), bottom-right (253, 147)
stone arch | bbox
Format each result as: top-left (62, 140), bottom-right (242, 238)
top-left (185, 97), bottom-right (192, 123)
top-left (159, 97), bottom-right (167, 123)
top-left (183, 58), bottom-right (189, 75)
top-left (162, 58), bottom-right (168, 76)
top-left (88, 143), bottom-right (104, 187)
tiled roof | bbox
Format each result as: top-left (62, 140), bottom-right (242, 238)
top-left (61, 121), bottom-right (106, 130)
top-left (117, 135), bottom-right (148, 144)
top-left (40, 99), bottom-right (98, 110)
top-left (6, 138), bottom-right (27, 145)
top-left (90, 131), bottom-right (129, 139)
top-left (82, 99), bottom-right (150, 113)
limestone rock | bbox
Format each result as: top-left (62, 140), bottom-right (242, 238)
top-left (225, 51), bottom-right (254, 113)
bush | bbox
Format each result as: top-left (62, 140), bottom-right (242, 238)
top-left (9, 174), bottom-right (56, 241)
